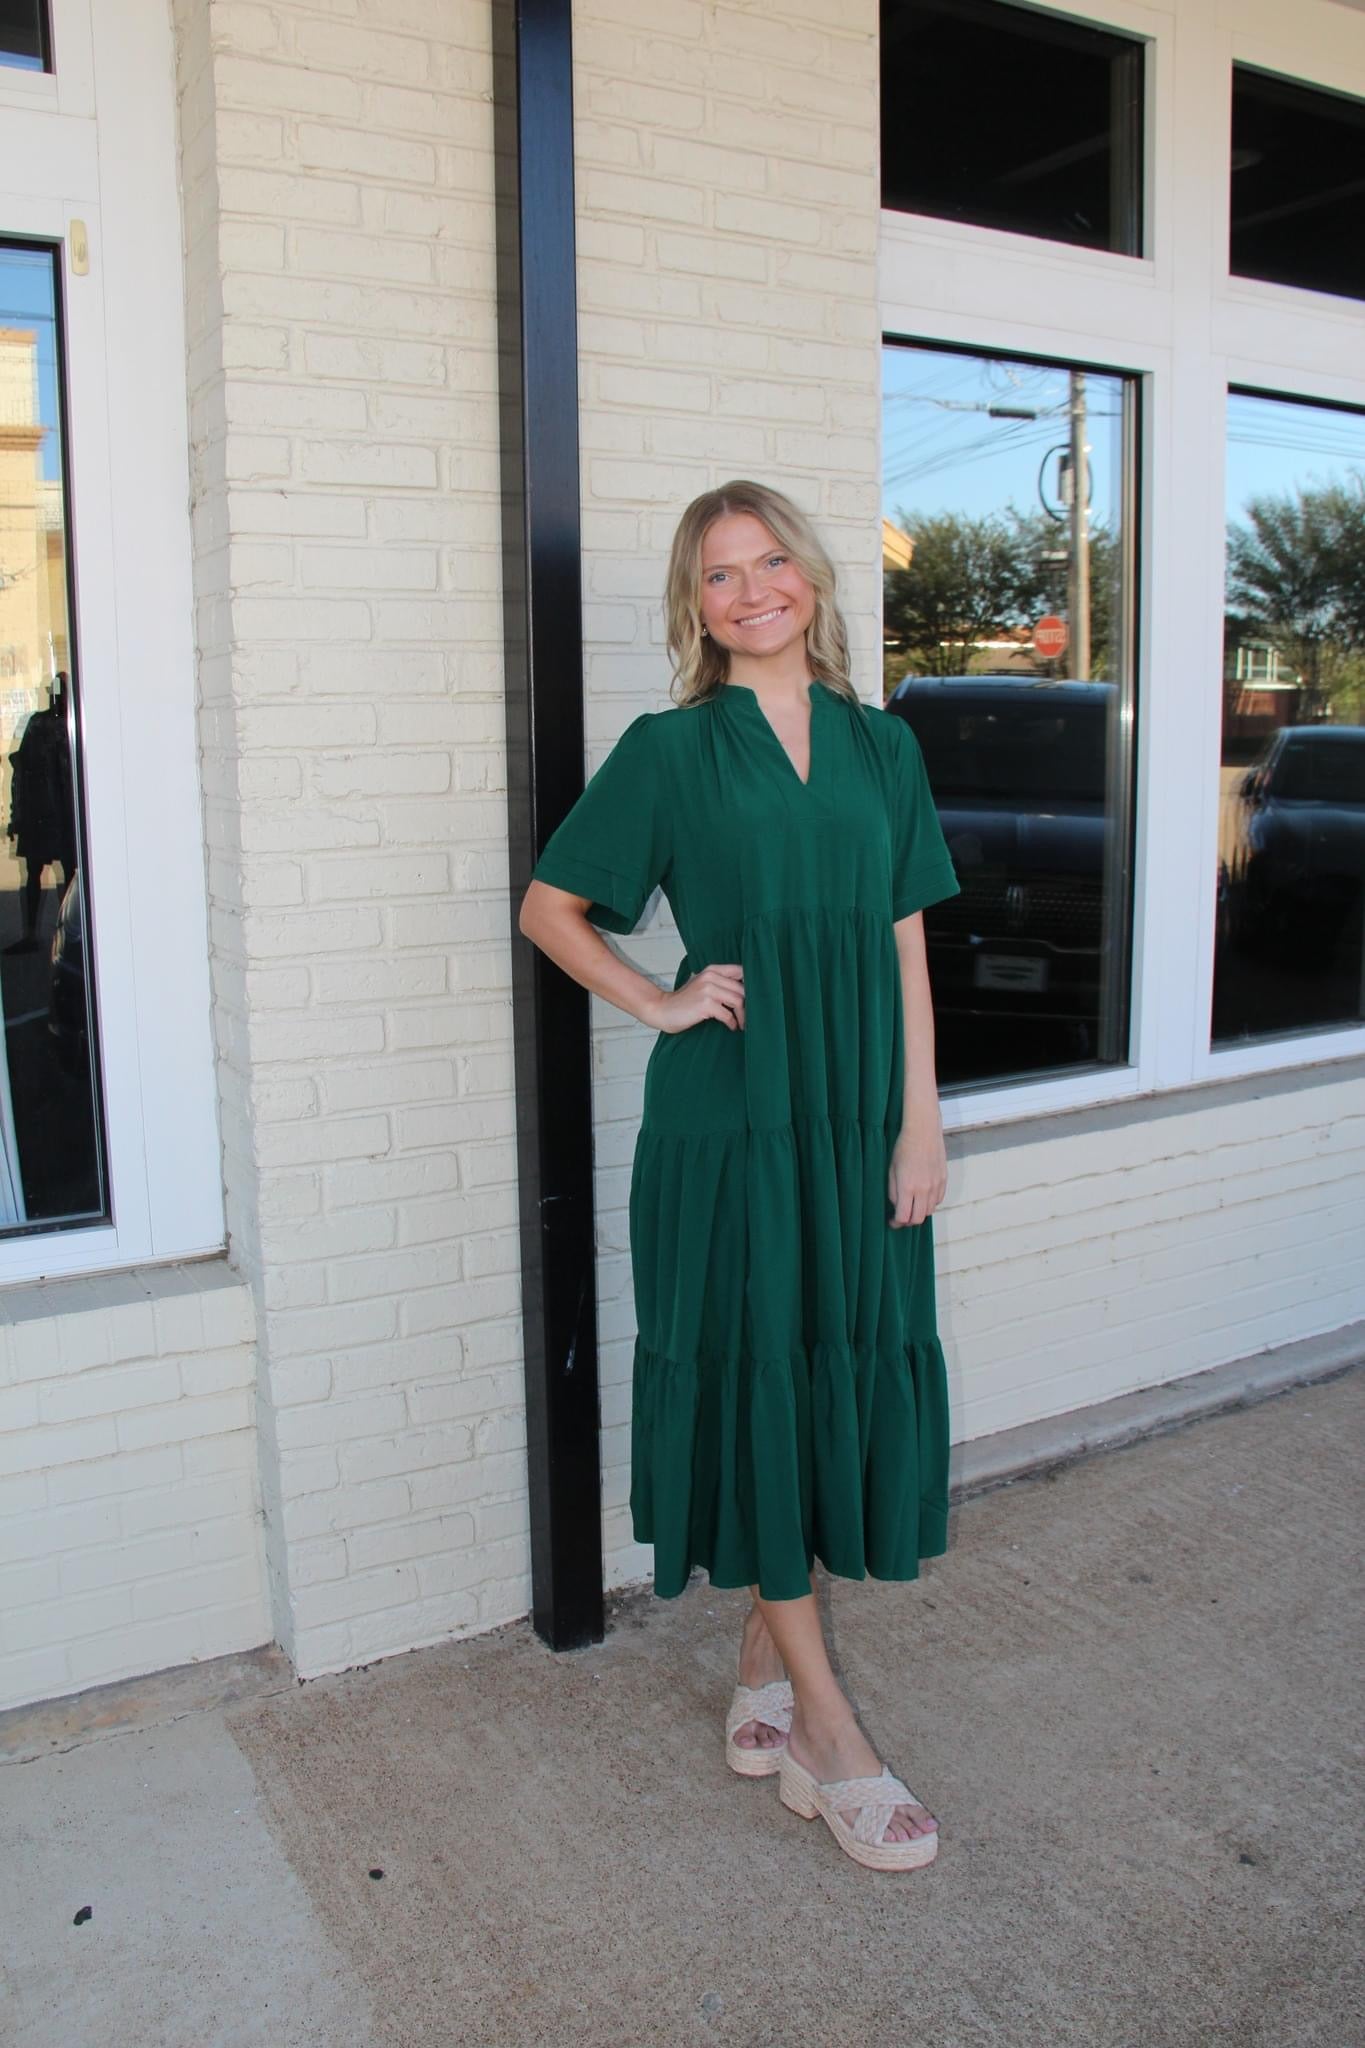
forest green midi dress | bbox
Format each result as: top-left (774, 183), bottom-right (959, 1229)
top-left (532, 679), bottom-right (960, 1600)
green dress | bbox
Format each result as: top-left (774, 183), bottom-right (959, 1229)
top-left (531, 679), bottom-right (961, 1600)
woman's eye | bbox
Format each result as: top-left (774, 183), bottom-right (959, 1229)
top-left (768, 555), bottom-right (786, 567)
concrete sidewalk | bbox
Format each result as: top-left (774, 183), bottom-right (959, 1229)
top-left (3, 1370), bottom-right (1362, 2048)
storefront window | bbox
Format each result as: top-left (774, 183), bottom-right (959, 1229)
top-left (1231, 69), bottom-right (1365, 304)
top-left (0, 242), bottom-right (105, 1227)
top-left (0, 1), bottom-right (50, 72)
top-left (1212, 391), bottom-right (1365, 1046)
top-left (882, 339), bottom-right (1138, 1091)
top-left (881, 0), bottom-right (1145, 257)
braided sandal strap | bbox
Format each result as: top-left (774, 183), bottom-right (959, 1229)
top-left (725, 1679), bottom-right (794, 1744)
top-left (819, 1769), bottom-right (923, 1847)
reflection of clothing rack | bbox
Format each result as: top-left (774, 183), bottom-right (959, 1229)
top-left (8, 700), bottom-right (77, 874)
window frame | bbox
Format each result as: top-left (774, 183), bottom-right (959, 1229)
top-left (0, 0), bottom-right (223, 1279)
top-left (879, 0), bottom-right (1365, 1136)
top-left (0, 0), bottom-right (91, 113)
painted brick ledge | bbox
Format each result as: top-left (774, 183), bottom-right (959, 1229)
top-left (1, 1253), bottom-right (255, 1352)
top-left (950, 1318), bottom-right (1365, 1501)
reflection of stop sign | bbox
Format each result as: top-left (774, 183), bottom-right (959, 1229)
top-left (1034, 614), bottom-right (1069, 659)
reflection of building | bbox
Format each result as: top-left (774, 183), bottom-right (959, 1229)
top-left (1224, 636), bottom-right (1303, 751)
top-left (881, 518), bottom-right (915, 571)
top-left (0, 329), bottom-right (53, 697)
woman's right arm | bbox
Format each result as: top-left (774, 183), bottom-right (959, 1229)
top-left (518, 881), bottom-right (745, 1034)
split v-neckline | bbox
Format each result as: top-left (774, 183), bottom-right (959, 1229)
top-left (721, 679), bottom-right (823, 790)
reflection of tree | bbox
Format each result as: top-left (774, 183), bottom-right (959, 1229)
top-left (883, 505), bottom-right (1119, 683)
top-left (1226, 472), bottom-right (1365, 719)
top-left (1004, 508), bottom-right (1119, 679)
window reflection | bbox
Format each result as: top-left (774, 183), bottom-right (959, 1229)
top-left (881, 0), bottom-right (1145, 257)
top-left (882, 341), bottom-right (1137, 1089)
top-left (1213, 392), bottom-right (1365, 1045)
top-left (1230, 68), bottom-right (1365, 304)
top-left (0, 242), bottom-right (105, 1227)
top-left (0, 1), bottom-right (50, 73)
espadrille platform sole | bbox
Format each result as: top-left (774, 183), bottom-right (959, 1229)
top-left (778, 1752), bottom-right (939, 1870)
top-left (724, 1678), bottom-right (794, 1777)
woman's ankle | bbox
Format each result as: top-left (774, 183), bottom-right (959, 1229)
top-left (790, 1694), bottom-right (858, 1749)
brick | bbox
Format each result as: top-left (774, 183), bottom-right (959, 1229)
top-left (0, 1417), bottom-right (118, 1479)
top-left (293, 20), bottom-right (431, 85)
top-left (7, 1587), bottom-right (133, 1653)
top-left (296, 122), bottom-right (437, 184)
top-left (654, 230), bottom-right (767, 281)
top-left (347, 1511), bottom-right (474, 1572)
top-left (117, 1391), bottom-right (253, 1453)
top-left (297, 441), bottom-right (439, 490)
top-left (596, 364), bottom-right (711, 412)
top-left (303, 334), bottom-right (446, 386)
top-left (293, 227), bottom-right (434, 287)
top-left (225, 381), bottom-right (366, 433)
top-left (38, 1362), bottom-right (182, 1427)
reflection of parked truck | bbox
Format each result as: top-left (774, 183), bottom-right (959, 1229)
top-left (1225, 725), bottom-right (1365, 968)
top-left (884, 677), bottom-right (1117, 1057)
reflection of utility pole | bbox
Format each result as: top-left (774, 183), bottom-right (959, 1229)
top-left (1064, 372), bottom-right (1096, 684)
top-left (1067, 370), bottom-right (1091, 681)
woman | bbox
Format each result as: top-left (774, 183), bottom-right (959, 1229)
top-left (518, 481), bottom-right (959, 1873)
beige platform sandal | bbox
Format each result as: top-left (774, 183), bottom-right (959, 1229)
top-left (724, 1678), bottom-right (794, 1777)
top-left (778, 1752), bottom-right (939, 1870)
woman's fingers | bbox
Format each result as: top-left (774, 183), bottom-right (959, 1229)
top-left (656, 962), bottom-right (745, 1034)
top-left (887, 1168), bottom-right (943, 1228)
top-left (695, 963), bottom-right (744, 1030)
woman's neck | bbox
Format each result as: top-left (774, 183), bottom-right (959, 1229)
top-left (724, 640), bottom-right (813, 701)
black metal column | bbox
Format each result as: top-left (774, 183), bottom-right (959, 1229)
top-left (494, 0), bottom-right (605, 1649)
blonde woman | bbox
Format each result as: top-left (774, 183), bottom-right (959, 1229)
top-left (518, 482), bottom-right (958, 1872)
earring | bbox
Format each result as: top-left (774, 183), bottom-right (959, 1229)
top-left (700, 625), bottom-right (708, 637)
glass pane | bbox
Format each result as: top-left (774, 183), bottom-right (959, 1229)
top-left (881, 0), bottom-right (1145, 257)
top-left (1231, 68), bottom-right (1365, 304)
top-left (1213, 392), bottom-right (1365, 1046)
top-left (882, 340), bottom-right (1137, 1090)
top-left (0, 0), bottom-right (50, 72)
top-left (0, 243), bottom-right (106, 1228)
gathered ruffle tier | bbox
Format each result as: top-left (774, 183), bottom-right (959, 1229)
top-left (628, 905), bottom-right (950, 1601)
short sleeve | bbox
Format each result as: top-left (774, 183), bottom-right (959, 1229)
top-left (885, 712), bottom-right (960, 921)
top-left (530, 712), bottom-right (670, 935)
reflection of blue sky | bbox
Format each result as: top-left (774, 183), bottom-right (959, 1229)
top-left (882, 347), bottom-right (1365, 535)
top-left (0, 244), bottom-right (61, 482)
top-left (1226, 391), bottom-right (1365, 523)
top-left (882, 343), bottom-right (1125, 531)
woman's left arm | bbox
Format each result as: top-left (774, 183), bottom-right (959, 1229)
top-left (888, 911), bottom-right (947, 1229)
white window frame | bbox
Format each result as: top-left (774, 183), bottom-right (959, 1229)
top-left (879, 0), bottom-right (1365, 1136)
top-left (0, 0), bottom-right (224, 1279)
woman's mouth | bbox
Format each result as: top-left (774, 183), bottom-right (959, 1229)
top-left (736, 605), bottom-right (788, 628)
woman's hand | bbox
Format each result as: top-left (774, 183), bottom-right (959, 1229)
top-left (647, 963), bottom-right (745, 1035)
top-left (888, 1103), bottom-right (947, 1228)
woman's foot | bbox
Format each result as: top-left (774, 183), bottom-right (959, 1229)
top-left (786, 1706), bottom-right (936, 1843)
top-left (731, 1603), bottom-right (789, 1753)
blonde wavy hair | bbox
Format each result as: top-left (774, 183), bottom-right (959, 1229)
top-left (663, 480), bottom-right (858, 708)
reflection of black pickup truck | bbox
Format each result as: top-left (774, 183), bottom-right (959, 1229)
top-left (885, 677), bottom-right (1119, 1074)
top-left (1226, 724), bottom-right (1365, 967)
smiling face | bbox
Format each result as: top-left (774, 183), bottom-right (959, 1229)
top-left (698, 512), bottom-right (817, 667)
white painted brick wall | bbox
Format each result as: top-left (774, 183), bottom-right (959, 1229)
top-left (0, 1262), bottom-right (266, 1714)
top-left (173, 0), bottom-right (528, 1680)
top-left (152, 0), bottom-right (1364, 1689)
